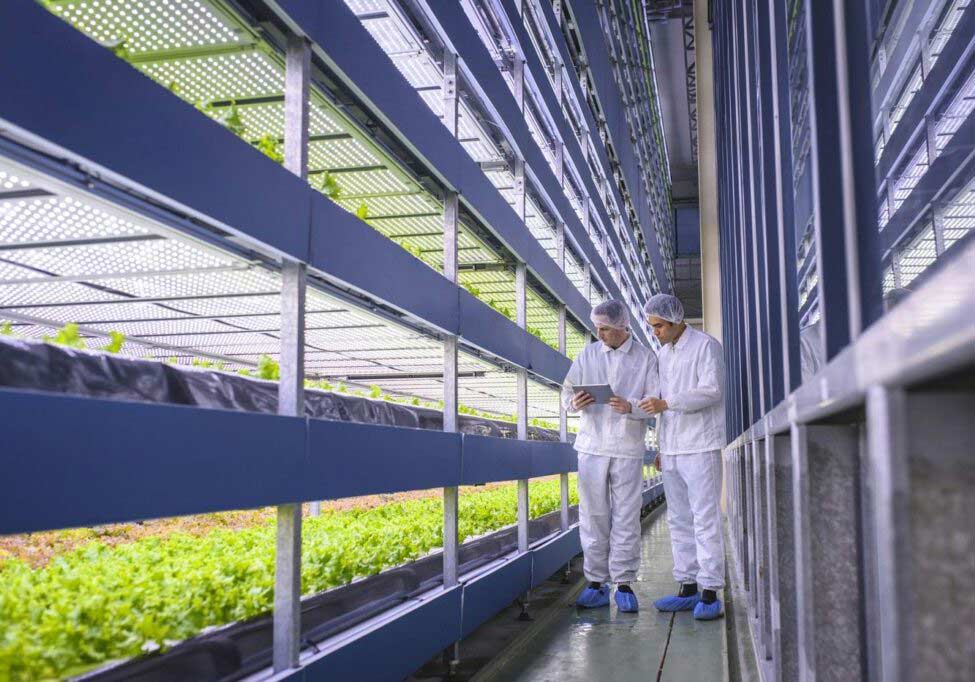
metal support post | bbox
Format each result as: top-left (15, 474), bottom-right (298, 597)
top-left (558, 303), bottom-right (569, 533)
top-left (513, 157), bottom-right (526, 225)
top-left (444, 51), bottom-right (459, 138)
top-left (556, 220), bottom-right (565, 272)
top-left (931, 204), bottom-right (946, 256)
top-left (443, 191), bottom-right (460, 589)
top-left (273, 35), bottom-right (309, 673)
top-left (513, 55), bottom-right (526, 114)
top-left (584, 262), bottom-right (592, 304)
top-left (793, 422), bottom-right (866, 680)
top-left (274, 263), bottom-right (306, 672)
top-left (516, 262), bottom-right (529, 555)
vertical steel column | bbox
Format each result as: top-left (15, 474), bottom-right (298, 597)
top-left (931, 206), bottom-right (947, 256)
top-left (745, 441), bottom-right (757, 610)
top-left (766, 0), bottom-right (801, 395)
top-left (442, 50), bottom-right (460, 595)
top-left (273, 35), bottom-right (309, 673)
top-left (804, 0), bottom-right (882, 358)
top-left (865, 385), bottom-right (910, 682)
top-left (558, 304), bottom-right (569, 532)
top-left (556, 219), bottom-right (566, 272)
top-left (793, 422), bottom-right (867, 680)
top-left (740, 0), bottom-right (769, 416)
top-left (516, 262), bottom-right (530, 553)
top-left (512, 37), bottom-right (529, 556)
top-left (768, 430), bottom-right (799, 681)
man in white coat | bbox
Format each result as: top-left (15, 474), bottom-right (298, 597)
top-left (638, 293), bottom-right (726, 620)
top-left (561, 300), bottom-right (658, 612)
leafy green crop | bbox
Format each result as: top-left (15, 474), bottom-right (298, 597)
top-left (256, 135), bottom-right (283, 164)
top-left (356, 202), bottom-right (369, 221)
top-left (317, 171), bottom-right (342, 200)
top-left (0, 479), bottom-right (577, 679)
top-left (43, 323), bottom-right (85, 349)
top-left (103, 331), bottom-right (125, 354)
top-left (257, 354), bottom-right (280, 381)
top-left (0, 321), bottom-right (13, 336)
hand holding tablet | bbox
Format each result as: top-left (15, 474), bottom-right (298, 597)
top-left (573, 383), bottom-right (614, 405)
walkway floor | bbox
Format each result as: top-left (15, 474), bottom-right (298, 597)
top-left (481, 510), bottom-right (727, 682)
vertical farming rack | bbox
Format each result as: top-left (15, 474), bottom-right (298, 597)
top-left (0, 0), bottom-right (673, 678)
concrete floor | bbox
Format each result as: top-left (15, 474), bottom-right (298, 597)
top-left (481, 513), bottom-right (727, 682)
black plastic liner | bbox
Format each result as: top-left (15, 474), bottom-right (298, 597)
top-left (0, 338), bottom-right (566, 441)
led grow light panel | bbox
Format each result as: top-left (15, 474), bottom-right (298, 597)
top-left (138, 49), bottom-right (283, 105)
top-left (355, 6), bottom-right (421, 56)
top-left (892, 143), bottom-right (930, 212)
top-left (2, 239), bottom-right (240, 281)
top-left (0, 195), bottom-right (151, 246)
top-left (942, 180), bottom-right (975, 250)
top-left (308, 137), bottom-right (381, 171)
top-left (0, 171), bottom-right (32, 192)
top-left (0, 280), bottom-right (125, 308)
top-left (928, 0), bottom-right (971, 64)
top-left (934, 68), bottom-right (975, 153)
top-left (226, 100), bottom-right (345, 141)
top-left (390, 52), bottom-right (443, 90)
top-left (46, 0), bottom-right (250, 57)
top-left (326, 169), bottom-right (414, 197)
top-left (897, 223), bottom-right (937, 286)
top-left (337, 193), bottom-right (440, 217)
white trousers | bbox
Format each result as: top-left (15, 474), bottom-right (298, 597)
top-left (661, 450), bottom-right (725, 589)
top-left (577, 453), bottom-right (644, 584)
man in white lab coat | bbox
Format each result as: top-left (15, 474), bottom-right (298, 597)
top-left (638, 293), bottom-right (726, 620)
top-left (561, 300), bottom-right (658, 612)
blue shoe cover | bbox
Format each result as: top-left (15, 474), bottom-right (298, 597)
top-left (693, 598), bottom-right (723, 620)
top-left (615, 588), bottom-right (639, 612)
top-left (653, 593), bottom-right (700, 612)
top-left (576, 585), bottom-right (610, 608)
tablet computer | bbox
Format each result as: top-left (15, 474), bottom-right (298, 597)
top-left (573, 384), bottom-right (614, 404)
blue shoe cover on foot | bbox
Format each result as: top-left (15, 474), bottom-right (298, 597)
top-left (615, 589), bottom-right (639, 612)
top-left (576, 585), bottom-right (610, 608)
top-left (693, 598), bottom-right (723, 620)
top-left (653, 593), bottom-right (700, 612)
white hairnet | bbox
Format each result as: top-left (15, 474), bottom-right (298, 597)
top-left (643, 293), bottom-right (684, 324)
top-left (590, 299), bottom-right (629, 330)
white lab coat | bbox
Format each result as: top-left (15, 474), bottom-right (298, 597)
top-left (656, 326), bottom-right (725, 455)
top-left (560, 337), bottom-right (659, 459)
top-left (560, 336), bottom-right (658, 583)
top-left (656, 326), bottom-right (726, 590)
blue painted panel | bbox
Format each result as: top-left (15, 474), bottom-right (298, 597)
top-left (531, 528), bottom-right (581, 588)
top-left (0, 389), bottom-right (306, 535)
top-left (308, 194), bottom-right (460, 334)
top-left (0, 0), bottom-right (312, 263)
top-left (530, 441), bottom-right (577, 478)
top-left (292, 587), bottom-right (462, 682)
top-left (458, 289), bottom-right (530, 368)
top-left (308, 420), bottom-right (461, 499)
top-left (460, 553), bottom-right (533, 637)
top-left (527, 335), bottom-right (570, 384)
top-left (461, 435), bottom-right (532, 485)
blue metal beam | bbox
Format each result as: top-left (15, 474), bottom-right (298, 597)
top-left (0, 387), bottom-right (591, 535)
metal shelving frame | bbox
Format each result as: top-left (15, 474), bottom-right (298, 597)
top-left (0, 0), bottom-right (665, 679)
top-left (714, 0), bottom-right (974, 680)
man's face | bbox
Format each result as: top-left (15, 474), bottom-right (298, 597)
top-left (596, 324), bottom-right (628, 349)
top-left (648, 315), bottom-right (680, 344)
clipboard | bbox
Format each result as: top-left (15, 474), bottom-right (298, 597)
top-left (573, 384), bottom-right (614, 404)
